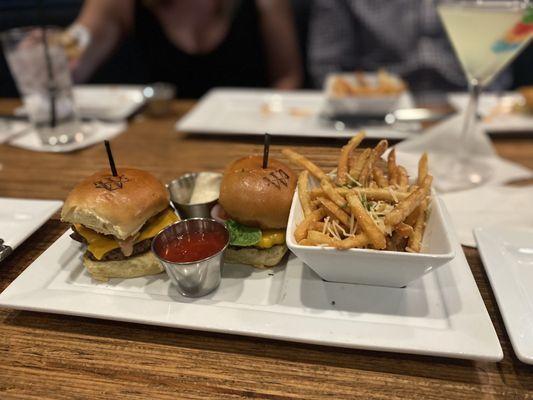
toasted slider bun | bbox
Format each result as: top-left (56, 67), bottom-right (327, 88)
top-left (62, 168), bottom-right (169, 240)
top-left (224, 244), bottom-right (287, 269)
top-left (219, 156), bottom-right (297, 230)
top-left (83, 251), bottom-right (163, 282)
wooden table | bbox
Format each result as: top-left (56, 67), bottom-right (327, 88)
top-left (1, 99), bottom-right (533, 399)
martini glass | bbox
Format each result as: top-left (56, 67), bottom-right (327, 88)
top-left (435, 0), bottom-right (532, 191)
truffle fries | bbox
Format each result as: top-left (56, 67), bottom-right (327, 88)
top-left (284, 133), bottom-right (432, 252)
top-left (336, 132), bottom-right (365, 186)
top-left (330, 70), bottom-right (406, 98)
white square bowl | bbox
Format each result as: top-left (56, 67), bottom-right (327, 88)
top-left (324, 72), bottom-right (404, 115)
top-left (286, 189), bottom-right (456, 287)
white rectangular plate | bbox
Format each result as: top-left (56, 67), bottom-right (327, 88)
top-left (176, 88), bottom-right (417, 140)
top-left (0, 198), bottom-right (62, 250)
top-left (475, 226), bottom-right (533, 364)
top-left (0, 222), bottom-right (502, 361)
top-left (15, 85), bottom-right (146, 121)
top-left (449, 92), bottom-right (533, 134)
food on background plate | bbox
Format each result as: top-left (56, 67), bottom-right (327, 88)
top-left (282, 132), bottom-right (432, 253)
top-left (329, 70), bottom-right (406, 98)
top-left (218, 155), bottom-right (297, 268)
top-left (324, 70), bottom-right (406, 116)
top-left (519, 86), bottom-right (533, 113)
top-left (61, 168), bottom-right (179, 281)
top-left (259, 102), bottom-right (313, 118)
top-left (483, 86), bottom-right (533, 121)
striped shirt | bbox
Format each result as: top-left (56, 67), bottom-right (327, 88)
top-left (308, 0), bottom-right (511, 91)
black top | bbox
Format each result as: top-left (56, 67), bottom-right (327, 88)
top-left (133, 0), bottom-right (267, 98)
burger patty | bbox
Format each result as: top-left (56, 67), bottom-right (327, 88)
top-left (70, 230), bottom-right (86, 243)
top-left (70, 227), bottom-right (152, 261)
top-left (88, 239), bottom-right (152, 261)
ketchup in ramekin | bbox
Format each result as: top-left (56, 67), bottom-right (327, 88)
top-left (158, 230), bottom-right (227, 263)
top-left (152, 218), bottom-right (229, 297)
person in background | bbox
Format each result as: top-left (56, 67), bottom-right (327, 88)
top-left (66, 0), bottom-right (303, 98)
top-left (308, 0), bottom-right (512, 93)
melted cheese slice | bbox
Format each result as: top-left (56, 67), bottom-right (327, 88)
top-left (75, 208), bottom-right (179, 260)
top-left (256, 230), bottom-right (286, 249)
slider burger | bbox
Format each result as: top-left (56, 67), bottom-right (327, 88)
top-left (61, 168), bottom-right (179, 281)
top-left (218, 156), bottom-right (296, 268)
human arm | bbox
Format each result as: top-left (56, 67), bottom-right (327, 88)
top-left (69, 0), bottom-right (134, 82)
top-left (256, 0), bottom-right (303, 89)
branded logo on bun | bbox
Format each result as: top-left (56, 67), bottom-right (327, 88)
top-left (61, 168), bottom-right (179, 281)
top-left (218, 156), bottom-right (296, 268)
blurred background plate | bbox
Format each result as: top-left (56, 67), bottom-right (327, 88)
top-left (176, 88), bottom-right (418, 140)
top-left (449, 92), bottom-right (533, 134)
top-left (72, 85), bottom-right (146, 120)
top-left (0, 197), bottom-right (62, 253)
top-left (475, 226), bottom-right (533, 364)
top-left (15, 85), bottom-right (146, 121)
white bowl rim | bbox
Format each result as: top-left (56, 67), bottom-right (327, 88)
top-left (286, 187), bottom-right (456, 261)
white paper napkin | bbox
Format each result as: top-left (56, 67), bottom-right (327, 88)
top-left (442, 186), bottom-right (533, 247)
top-left (390, 113), bottom-right (533, 247)
top-left (393, 113), bottom-right (533, 189)
top-left (1, 120), bottom-right (126, 153)
top-left (0, 120), bottom-right (29, 144)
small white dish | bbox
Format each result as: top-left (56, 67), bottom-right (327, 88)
top-left (286, 189), bottom-right (455, 287)
top-left (324, 72), bottom-right (405, 115)
top-left (176, 88), bottom-right (417, 140)
top-left (474, 226), bottom-right (533, 364)
top-left (0, 197), bottom-right (62, 254)
top-left (0, 226), bottom-right (501, 361)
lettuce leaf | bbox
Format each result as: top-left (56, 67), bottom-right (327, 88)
top-left (524, 7), bottom-right (533, 24)
top-left (225, 220), bottom-right (262, 247)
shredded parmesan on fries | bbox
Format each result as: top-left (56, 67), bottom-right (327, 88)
top-left (289, 132), bottom-right (432, 252)
top-left (346, 174), bottom-right (362, 187)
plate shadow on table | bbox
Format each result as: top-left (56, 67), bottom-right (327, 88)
top-left (489, 132), bottom-right (533, 140)
top-left (181, 133), bottom-right (398, 148)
